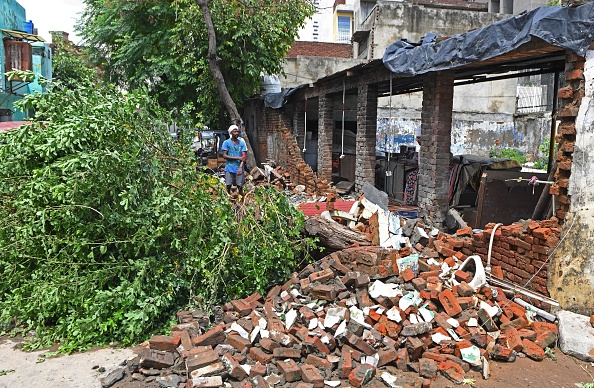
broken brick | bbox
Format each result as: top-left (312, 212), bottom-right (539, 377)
top-left (277, 359), bottom-right (302, 382)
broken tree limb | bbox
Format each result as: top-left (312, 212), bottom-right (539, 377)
top-left (305, 216), bottom-right (371, 251)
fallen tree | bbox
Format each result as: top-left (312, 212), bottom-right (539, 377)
top-left (305, 216), bottom-right (371, 251)
top-left (0, 74), bottom-right (313, 352)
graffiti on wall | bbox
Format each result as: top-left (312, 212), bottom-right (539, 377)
top-left (376, 117), bottom-right (418, 153)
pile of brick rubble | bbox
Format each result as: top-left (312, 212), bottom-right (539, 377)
top-left (102, 229), bottom-right (560, 388)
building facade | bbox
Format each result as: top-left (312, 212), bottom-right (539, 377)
top-left (0, 0), bottom-right (52, 121)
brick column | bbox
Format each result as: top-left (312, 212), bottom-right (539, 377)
top-left (418, 71), bottom-right (454, 228)
top-left (317, 94), bottom-right (333, 182)
top-left (550, 51), bottom-right (583, 221)
top-left (355, 84), bottom-right (378, 193)
top-left (293, 100), bottom-right (306, 151)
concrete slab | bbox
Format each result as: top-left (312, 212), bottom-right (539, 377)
top-left (557, 309), bottom-right (594, 362)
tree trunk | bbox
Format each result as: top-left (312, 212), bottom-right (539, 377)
top-left (196, 0), bottom-right (257, 169)
top-left (305, 216), bottom-right (371, 252)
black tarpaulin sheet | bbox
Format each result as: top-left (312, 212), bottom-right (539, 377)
top-left (383, 3), bottom-right (594, 77)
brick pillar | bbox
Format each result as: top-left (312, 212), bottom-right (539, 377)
top-left (355, 84), bottom-right (378, 193)
top-left (317, 94), bottom-right (333, 182)
top-left (550, 50), bottom-right (583, 221)
top-left (293, 100), bottom-right (306, 151)
top-left (418, 71), bottom-right (454, 228)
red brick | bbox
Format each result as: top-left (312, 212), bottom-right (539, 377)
top-left (522, 339), bottom-right (545, 361)
top-left (300, 364), bottom-right (324, 388)
top-left (439, 289), bottom-right (462, 317)
top-left (249, 363), bottom-right (267, 378)
top-left (401, 268), bottom-right (415, 282)
top-left (273, 347), bottom-right (301, 359)
top-left (277, 359), bottom-right (302, 382)
top-left (227, 334), bottom-right (251, 352)
top-left (230, 299), bottom-right (252, 316)
top-left (503, 327), bottom-right (524, 352)
top-left (186, 349), bottom-right (220, 373)
top-left (348, 364), bottom-right (376, 387)
top-left (149, 335), bottom-right (181, 352)
top-left (338, 349), bottom-right (353, 378)
top-left (193, 325), bottom-right (226, 347)
top-left (438, 360), bottom-right (465, 383)
top-left (249, 347), bottom-right (274, 364)
top-left (309, 268), bottom-right (335, 283)
top-left (140, 349), bottom-right (175, 369)
top-left (222, 353), bottom-right (247, 380)
top-left (378, 347), bottom-right (398, 367)
top-left (305, 354), bottom-right (331, 369)
top-left (419, 358), bottom-right (438, 380)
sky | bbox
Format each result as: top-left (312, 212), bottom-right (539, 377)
top-left (16, 0), bottom-right (86, 44)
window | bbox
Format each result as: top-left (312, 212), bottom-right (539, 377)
top-left (337, 15), bottom-right (351, 43)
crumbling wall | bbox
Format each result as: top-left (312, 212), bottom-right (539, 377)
top-left (255, 105), bottom-right (330, 194)
top-left (549, 49), bottom-right (594, 314)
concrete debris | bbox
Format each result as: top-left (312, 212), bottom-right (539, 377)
top-left (557, 310), bottom-right (594, 362)
top-left (114, 238), bottom-right (561, 388)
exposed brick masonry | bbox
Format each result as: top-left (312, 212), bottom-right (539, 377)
top-left (355, 84), bottom-right (378, 193)
top-left (552, 51), bottom-right (585, 220)
top-left (287, 41), bottom-right (352, 59)
top-left (418, 71), bottom-right (454, 227)
top-left (256, 104), bottom-right (331, 194)
top-left (318, 94), bottom-right (334, 183)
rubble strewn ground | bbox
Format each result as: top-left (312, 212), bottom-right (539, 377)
top-left (96, 239), bottom-right (582, 388)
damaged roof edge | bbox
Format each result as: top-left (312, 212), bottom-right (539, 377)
top-left (383, 3), bottom-right (594, 77)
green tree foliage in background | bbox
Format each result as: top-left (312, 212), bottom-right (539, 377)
top-left (0, 50), bottom-right (313, 352)
top-left (78, 0), bottom-right (315, 129)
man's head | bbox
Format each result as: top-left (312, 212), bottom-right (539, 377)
top-left (228, 124), bottom-right (239, 139)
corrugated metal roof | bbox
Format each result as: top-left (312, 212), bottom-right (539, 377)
top-left (1, 29), bottom-right (45, 42)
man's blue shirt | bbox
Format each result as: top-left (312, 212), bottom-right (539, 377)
top-left (221, 138), bottom-right (247, 173)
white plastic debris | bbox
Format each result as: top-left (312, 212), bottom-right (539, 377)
top-left (447, 328), bottom-right (462, 341)
top-left (334, 320), bottom-right (348, 338)
top-left (250, 326), bottom-right (260, 343)
top-left (380, 372), bottom-right (399, 388)
top-left (427, 258), bottom-right (440, 267)
top-left (399, 291), bottom-right (422, 311)
top-left (409, 314), bottom-right (420, 324)
top-left (431, 332), bottom-right (452, 344)
top-left (468, 318), bottom-right (478, 327)
top-left (324, 307), bottom-right (347, 328)
top-left (349, 306), bottom-right (372, 328)
top-left (324, 380), bottom-right (341, 387)
top-left (480, 301), bottom-right (500, 318)
top-left (227, 322), bottom-right (249, 339)
top-left (240, 364), bottom-right (251, 375)
top-left (363, 354), bottom-right (379, 367)
top-left (369, 280), bottom-right (403, 299)
top-left (419, 307), bottom-right (434, 323)
top-left (447, 318), bottom-right (460, 328)
top-left (260, 329), bottom-right (270, 338)
top-left (308, 318), bottom-right (318, 330)
top-left (460, 346), bottom-right (482, 366)
top-left (285, 309), bottom-right (297, 330)
top-left (386, 306), bottom-right (402, 323)
top-left (397, 254), bottom-right (419, 276)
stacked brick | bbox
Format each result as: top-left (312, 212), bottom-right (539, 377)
top-left (124, 244), bottom-right (559, 388)
top-left (255, 105), bottom-right (333, 195)
top-left (286, 42), bottom-right (353, 59)
top-left (552, 51), bottom-right (585, 220)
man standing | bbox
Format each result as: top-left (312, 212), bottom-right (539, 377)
top-left (221, 124), bottom-right (247, 195)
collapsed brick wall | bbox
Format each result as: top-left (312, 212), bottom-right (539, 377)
top-left (286, 41), bottom-right (353, 59)
top-left (255, 105), bottom-right (331, 194)
top-left (552, 51), bottom-right (585, 220)
top-left (333, 220), bottom-right (559, 309)
top-left (470, 220), bottom-right (560, 303)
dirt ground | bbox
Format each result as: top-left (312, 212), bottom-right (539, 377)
top-left (0, 337), bottom-right (135, 388)
top-left (1, 335), bottom-right (593, 388)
